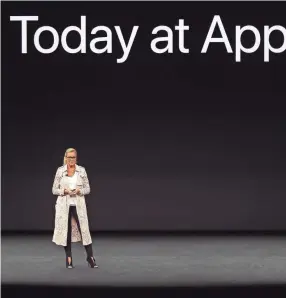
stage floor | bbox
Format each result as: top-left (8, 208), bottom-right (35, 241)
top-left (2, 234), bottom-right (286, 286)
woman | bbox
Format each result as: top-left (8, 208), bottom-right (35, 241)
top-left (52, 148), bottom-right (98, 269)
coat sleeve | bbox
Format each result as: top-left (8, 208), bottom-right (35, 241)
top-left (80, 168), bottom-right (91, 196)
top-left (52, 168), bottom-right (65, 196)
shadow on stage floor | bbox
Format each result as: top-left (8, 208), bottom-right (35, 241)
top-left (2, 284), bottom-right (286, 298)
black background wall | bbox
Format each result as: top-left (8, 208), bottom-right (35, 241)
top-left (2, 1), bottom-right (286, 231)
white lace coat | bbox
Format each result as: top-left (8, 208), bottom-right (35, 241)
top-left (52, 164), bottom-right (92, 246)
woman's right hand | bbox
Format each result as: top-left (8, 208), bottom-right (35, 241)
top-left (64, 188), bottom-right (72, 195)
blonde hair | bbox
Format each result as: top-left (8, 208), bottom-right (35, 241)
top-left (63, 148), bottom-right (77, 165)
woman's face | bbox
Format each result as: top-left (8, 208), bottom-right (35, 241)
top-left (66, 151), bottom-right (77, 166)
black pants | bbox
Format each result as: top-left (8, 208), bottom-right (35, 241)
top-left (64, 205), bottom-right (93, 258)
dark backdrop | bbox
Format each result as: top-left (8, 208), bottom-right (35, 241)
top-left (2, 1), bottom-right (286, 231)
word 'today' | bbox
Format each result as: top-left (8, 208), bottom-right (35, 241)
top-left (9, 15), bottom-right (286, 63)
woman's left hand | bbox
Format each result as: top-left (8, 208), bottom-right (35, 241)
top-left (75, 188), bottom-right (81, 195)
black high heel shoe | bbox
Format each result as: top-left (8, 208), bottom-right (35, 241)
top-left (86, 256), bottom-right (98, 268)
top-left (66, 256), bottom-right (74, 269)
